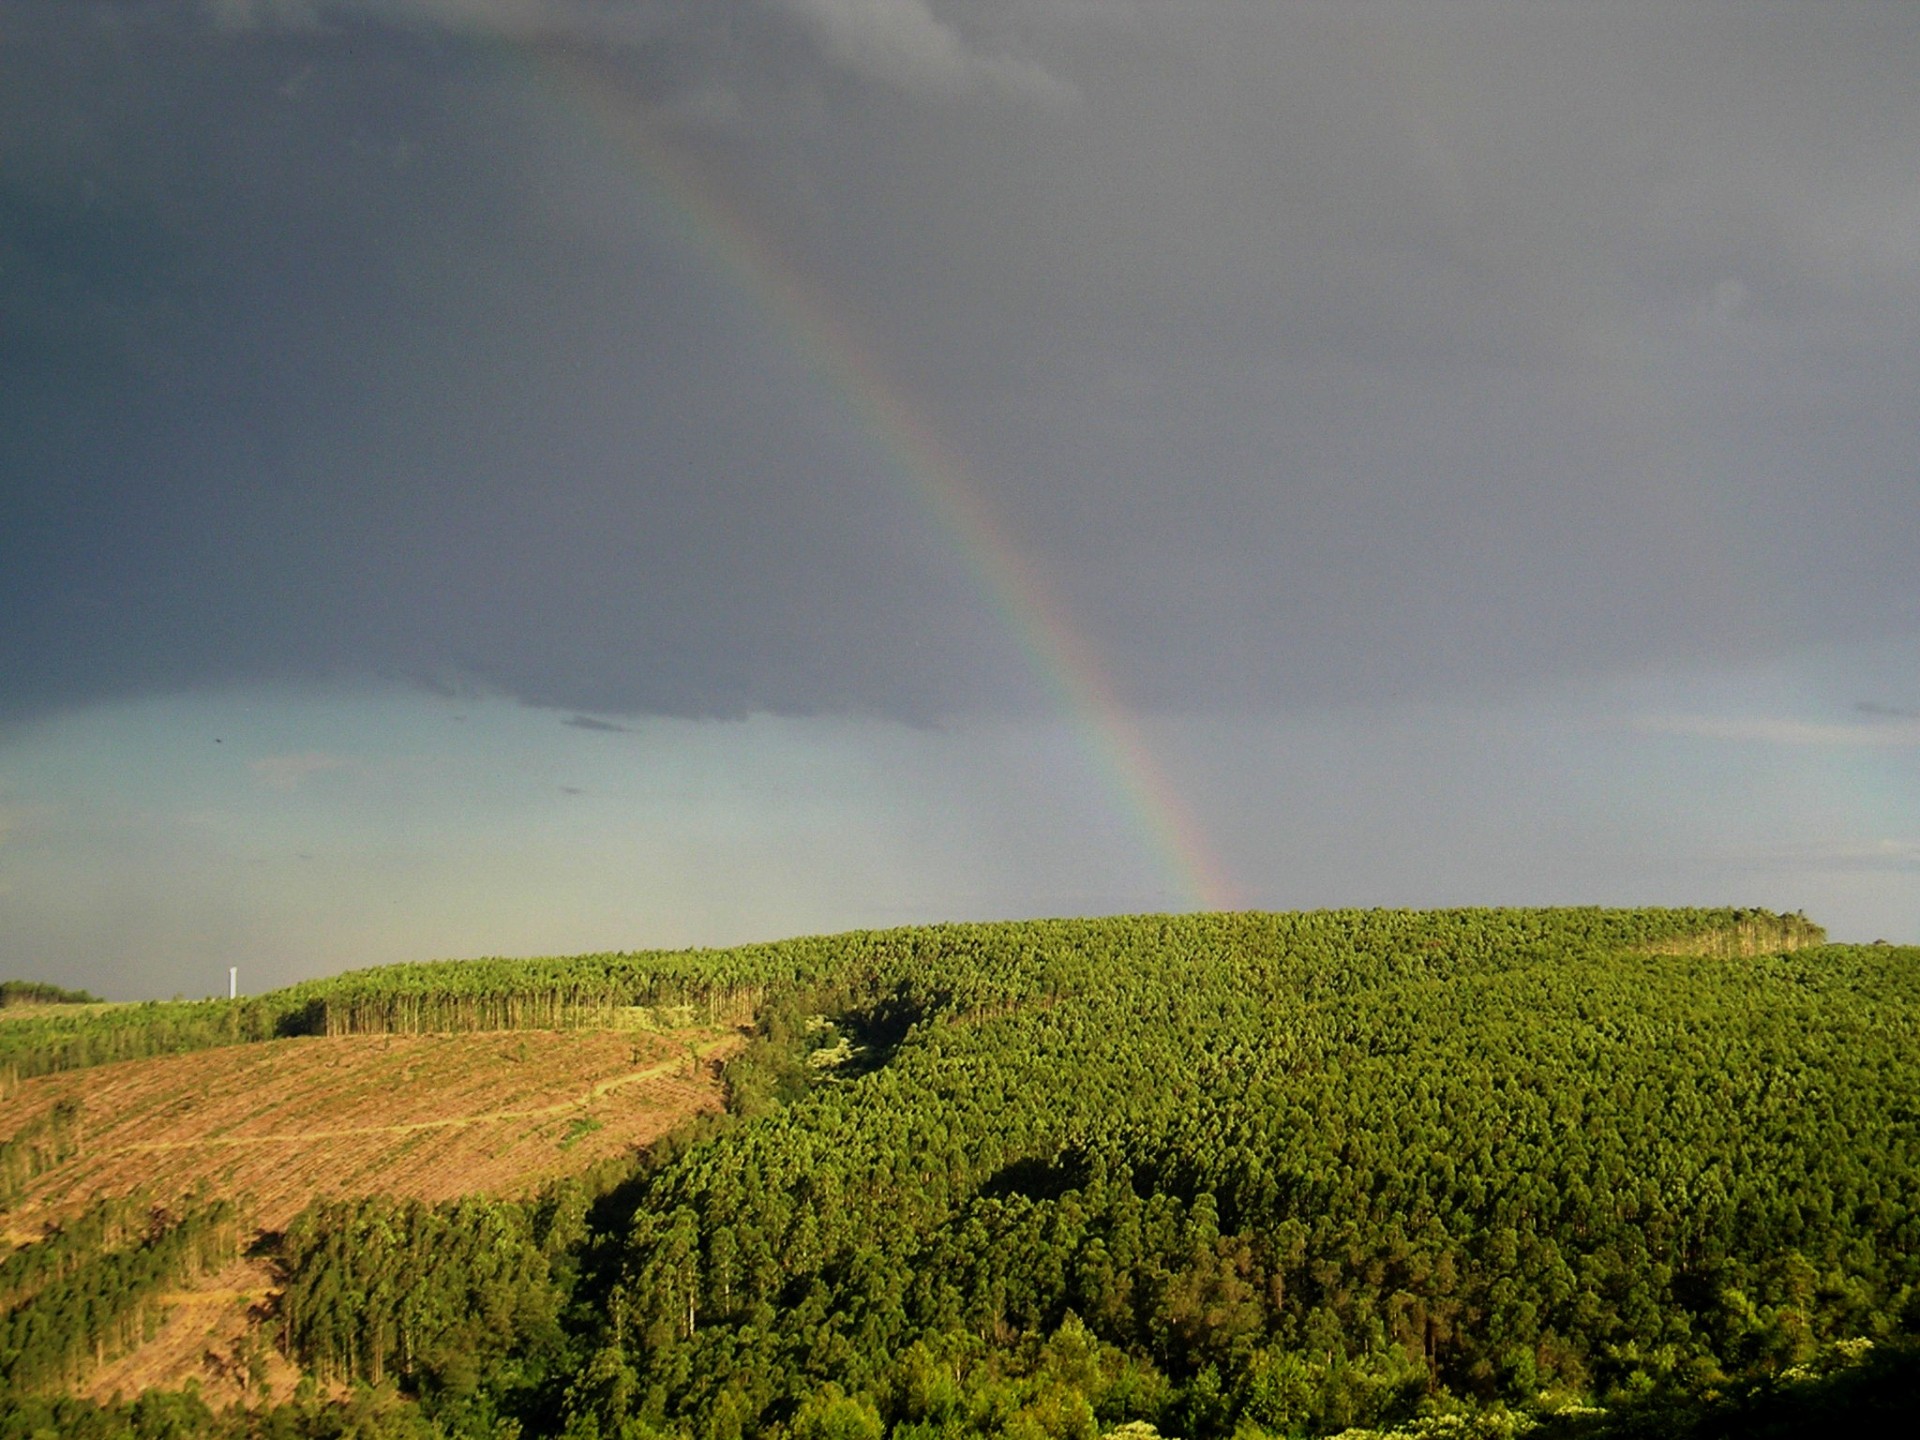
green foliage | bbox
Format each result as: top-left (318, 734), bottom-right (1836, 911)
top-left (0, 1194), bottom-right (153, 1312)
top-left (0, 980), bottom-right (103, 1007)
top-left (1531, 1334), bottom-right (1920, 1438)
top-left (0, 1196), bottom-right (241, 1393)
top-left (564, 1116), bottom-right (609, 1151)
top-left (12, 907), bottom-right (1910, 1440)
top-left (0, 995), bottom-right (298, 1088)
top-left (564, 912), bottom-right (1906, 1439)
top-left (0, 908), bottom-right (1816, 1085)
top-left (0, 1382), bottom-right (459, 1439)
top-left (280, 1195), bottom-right (568, 1394)
top-left (0, 1098), bottom-right (83, 1206)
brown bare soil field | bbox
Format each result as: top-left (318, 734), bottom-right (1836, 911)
top-left (1, 1026), bottom-right (740, 1231)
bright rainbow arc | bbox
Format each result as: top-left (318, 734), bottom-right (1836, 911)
top-left (527, 57), bottom-right (1235, 913)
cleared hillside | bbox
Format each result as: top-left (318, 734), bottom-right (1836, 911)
top-left (0, 1023), bottom-right (738, 1405)
top-left (1, 1025), bottom-right (737, 1231)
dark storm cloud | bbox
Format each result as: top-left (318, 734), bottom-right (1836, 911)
top-left (563, 714), bottom-right (631, 733)
top-left (0, 1), bottom-right (1025, 721)
top-left (4, 2), bottom-right (1918, 726)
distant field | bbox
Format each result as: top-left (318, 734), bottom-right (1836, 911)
top-left (1, 1025), bottom-right (738, 1232)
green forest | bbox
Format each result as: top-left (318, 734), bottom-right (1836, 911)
top-left (3, 907), bottom-right (1917, 1439)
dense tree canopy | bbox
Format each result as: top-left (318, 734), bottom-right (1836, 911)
top-left (3, 909), bottom-right (1914, 1438)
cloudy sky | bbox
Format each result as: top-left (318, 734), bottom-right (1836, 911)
top-left (4, 1), bottom-right (1918, 997)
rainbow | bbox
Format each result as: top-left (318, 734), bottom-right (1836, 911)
top-left (517, 55), bottom-right (1234, 912)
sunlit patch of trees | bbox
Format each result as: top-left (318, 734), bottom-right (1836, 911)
top-left (0, 909), bottom-right (1819, 1086)
top-left (541, 915), bottom-right (1908, 1440)
top-left (0, 1098), bottom-right (82, 1206)
top-left (0, 1196), bottom-right (240, 1394)
top-left (0, 980), bottom-right (102, 1008)
top-left (0, 1194), bottom-right (153, 1313)
top-left (5, 907), bottom-right (1913, 1440)
top-left (0, 997), bottom-right (293, 1089)
top-left (279, 1194), bottom-right (579, 1392)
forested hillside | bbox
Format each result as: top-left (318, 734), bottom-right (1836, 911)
top-left (4, 908), bottom-right (1915, 1439)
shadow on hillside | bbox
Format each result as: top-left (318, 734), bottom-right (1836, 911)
top-left (1535, 1338), bottom-right (1920, 1439)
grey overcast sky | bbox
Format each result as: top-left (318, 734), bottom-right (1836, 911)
top-left (4, 2), bottom-right (1918, 996)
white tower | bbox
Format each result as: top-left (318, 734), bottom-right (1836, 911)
top-left (229, 966), bottom-right (238, 1000)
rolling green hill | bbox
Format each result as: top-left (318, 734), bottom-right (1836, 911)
top-left (4, 907), bottom-right (1916, 1439)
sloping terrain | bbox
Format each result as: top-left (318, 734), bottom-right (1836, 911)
top-left (1, 1026), bottom-right (738, 1232)
top-left (1, 1023), bottom-right (738, 1404)
top-left (77, 1255), bottom-right (303, 1409)
top-left (8, 908), bottom-right (1910, 1440)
